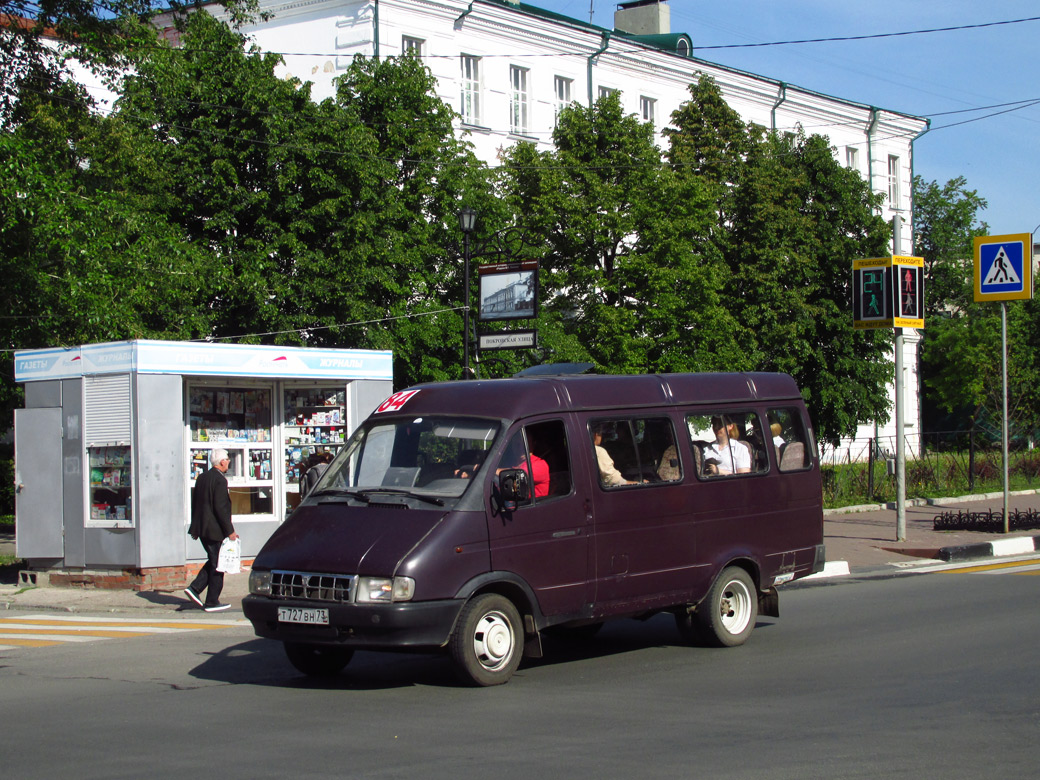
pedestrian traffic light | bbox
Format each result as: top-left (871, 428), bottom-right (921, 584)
top-left (852, 258), bottom-right (892, 329)
top-left (892, 256), bottom-right (924, 328)
top-left (852, 256), bottom-right (925, 330)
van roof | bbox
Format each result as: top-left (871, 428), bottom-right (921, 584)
top-left (396, 373), bottom-right (802, 420)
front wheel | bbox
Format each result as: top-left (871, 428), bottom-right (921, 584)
top-left (676, 566), bottom-right (758, 648)
top-left (284, 642), bottom-right (354, 677)
top-left (450, 594), bottom-right (523, 686)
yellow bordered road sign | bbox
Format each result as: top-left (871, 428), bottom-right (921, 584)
top-left (974, 233), bottom-right (1033, 302)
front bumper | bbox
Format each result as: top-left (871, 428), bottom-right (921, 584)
top-left (242, 595), bottom-right (465, 650)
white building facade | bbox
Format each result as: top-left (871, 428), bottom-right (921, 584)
top-left (175, 0), bottom-right (929, 456)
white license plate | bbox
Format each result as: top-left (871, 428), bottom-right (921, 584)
top-left (278, 606), bottom-right (330, 625)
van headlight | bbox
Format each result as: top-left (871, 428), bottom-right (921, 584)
top-left (356, 576), bottom-right (415, 603)
top-left (249, 569), bottom-right (272, 595)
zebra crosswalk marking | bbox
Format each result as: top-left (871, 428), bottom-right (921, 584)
top-left (0, 614), bottom-right (247, 652)
top-left (941, 560), bottom-right (1040, 575)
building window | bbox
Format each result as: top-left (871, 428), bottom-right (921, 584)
top-left (887, 155), bottom-right (901, 209)
top-left (554, 76), bottom-right (572, 123)
top-left (640, 96), bottom-right (656, 124)
top-left (598, 86), bottom-right (619, 101)
top-left (402, 36), bottom-right (424, 57)
top-left (509, 65), bottom-right (530, 136)
top-left (460, 55), bottom-right (482, 125)
top-left (845, 146), bottom-right (859, 171)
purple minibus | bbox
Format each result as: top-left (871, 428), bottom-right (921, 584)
top-left (243, 373), bottom-right (825, 685)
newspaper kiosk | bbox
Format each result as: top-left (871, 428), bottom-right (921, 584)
top-left (13, 340), bottom-right (392, 588)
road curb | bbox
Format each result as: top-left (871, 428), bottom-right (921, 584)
top-left (939, 535), bottom-right (1040, 563)
top-left (823, 488), bottom-right (1040, 516)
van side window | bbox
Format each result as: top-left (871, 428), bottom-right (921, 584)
top-left (768, 407), bottom-right (812, 472)
top-left (687, 412), bottom-right (768, 479)
top-left (496, 420), bottom-right (571, 504)
top-left (589, 418), bottom-right (680, 488)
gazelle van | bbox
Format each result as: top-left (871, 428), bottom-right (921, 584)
top-left (242, 372), bottom-right (825, 685)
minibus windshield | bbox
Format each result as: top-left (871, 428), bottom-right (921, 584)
top-left (313, 416), bottom-right (499, 500)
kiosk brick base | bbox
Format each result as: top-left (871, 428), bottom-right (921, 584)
top-left (18, 561), bottom-right (254, 591)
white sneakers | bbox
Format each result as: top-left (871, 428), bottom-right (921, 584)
top-left (185, 588), bottom-right (231, 612)
top-left (183, 587), bottom-right (204, 608)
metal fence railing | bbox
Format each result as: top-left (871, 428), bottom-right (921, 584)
top-left (819, 431), bottom-right (1040, 508)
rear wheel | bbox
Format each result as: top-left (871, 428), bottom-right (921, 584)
top-left (676, 566), bottom-right (758, 648)
top-left (450, 593), bottom-right (523, 686)
top-left (283, 642), bottom-right (354, 677)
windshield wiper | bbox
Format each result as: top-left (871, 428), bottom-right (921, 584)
top-left (313, 488), bottom-right (371, 503)
top-left (354, 488), bottom-right (445, 507)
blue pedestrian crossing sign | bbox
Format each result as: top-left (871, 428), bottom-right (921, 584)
top-left (974, 233), bottom-right (1033, 302)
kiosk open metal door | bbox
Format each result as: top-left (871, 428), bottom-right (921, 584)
top-left (14, 407), bottom-right (64, 559)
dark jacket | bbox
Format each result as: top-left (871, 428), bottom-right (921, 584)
top-left (189, 467), bottom-right (235, 542)
top-left (301, 463), bottom-right (328, 498)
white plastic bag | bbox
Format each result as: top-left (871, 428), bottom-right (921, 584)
top-left (216, 537), bottom-right (241, 574)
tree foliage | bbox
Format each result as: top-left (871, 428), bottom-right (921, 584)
top-left (500, 92), bottom-right (739, 375)
top-left (670, 77), bottom-right (892, 442)
top-left (913, 175), bottom-right (989, 316)
top-left (3, 16), bottom-right (942, 447)
top-left (914, 175), bottom-right (1040, 437)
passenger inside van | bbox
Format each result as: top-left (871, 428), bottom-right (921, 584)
top-left (702, 416), bottom-right (752, 476)
top-left (591, 425), bottom-right (640, 487)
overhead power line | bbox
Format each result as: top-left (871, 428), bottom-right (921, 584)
top-left (690, 16), bottom-right (1040, 50)
top-left (105, 15), bottom-right (1040, 60)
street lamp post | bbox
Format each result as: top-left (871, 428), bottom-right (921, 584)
top-left (458, 207), bottom-right (477, 379)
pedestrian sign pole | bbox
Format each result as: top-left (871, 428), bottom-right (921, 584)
top-left (852, 255), bottom-right (925, 541)
top-left (974, 234), bottom-right (1034, 532)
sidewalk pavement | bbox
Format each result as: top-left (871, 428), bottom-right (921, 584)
top-left (1, 490), bottom-right (1038, 615)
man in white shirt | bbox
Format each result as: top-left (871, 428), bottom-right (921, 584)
top-left (702, 417), bottom-right (751, 476)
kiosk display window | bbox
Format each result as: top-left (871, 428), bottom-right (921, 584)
top-left (189, 386), bottom-right (274, 518)
top-left (283, 387), bottom-right (346, 487)
top-left (89, 445), bottom-right (132, 526)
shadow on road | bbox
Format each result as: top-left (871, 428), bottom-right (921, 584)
top-left (188, 612), bottom-right (775, 690)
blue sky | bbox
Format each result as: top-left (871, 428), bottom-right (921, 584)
top-left (538, 0), bottom-right (1039, 237)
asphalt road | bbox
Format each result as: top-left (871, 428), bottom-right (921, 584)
top-left (1, 564), bottom-right (1037, 779)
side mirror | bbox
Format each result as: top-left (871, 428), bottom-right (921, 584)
top-left (498, 468), bottom-right (530, 511)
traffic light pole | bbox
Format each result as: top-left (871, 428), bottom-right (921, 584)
top-left (894, 327), bottom-right (906, 541)
top-left (893, 219), bottom-right (906, 542)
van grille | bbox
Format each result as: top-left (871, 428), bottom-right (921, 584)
top-left (271, 570), bottom-right (356, 603)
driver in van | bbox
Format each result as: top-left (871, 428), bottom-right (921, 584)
top-left (496, 432), bottom-right (550, 497)
top-left (703, 416), bottom-right (751, 476)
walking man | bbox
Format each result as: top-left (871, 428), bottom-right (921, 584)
top-left (185, 448), bottom-right (238, 612)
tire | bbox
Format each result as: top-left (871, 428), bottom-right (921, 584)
top-left (284, 642), bottom-right (354, 677)
top-left (449, 594), bottom-right (523, 686)
top-left (676, 566), bottom-right (758, 648)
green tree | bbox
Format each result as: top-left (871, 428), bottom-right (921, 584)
top-left (114, 12), bottom-right (490, 385)
top-left (0, 69), bottom-right (210, 424)
top-left (500, 93), bottom-right (738, 374)
top-left (726, 132), bottom-right (893, 442)
top-left (668, 76), bottom-right (893, 443)
top-left (913, 175), bottom-right (989, 317)
top-left (914, 176), bottom-right (1040, 438)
